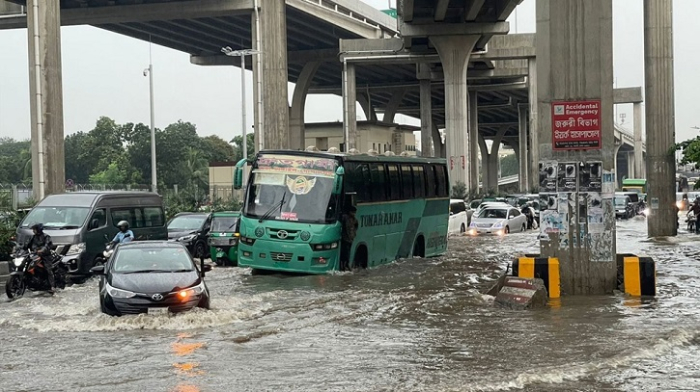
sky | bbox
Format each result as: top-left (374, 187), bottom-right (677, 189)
top-left (0, 0), bottom-right (699, 144)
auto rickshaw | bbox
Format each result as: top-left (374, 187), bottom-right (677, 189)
top-left (207, 211), bottom-right (241, 266)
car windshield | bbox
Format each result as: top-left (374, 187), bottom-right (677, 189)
top-left (168, 215), bottom-right (206, 231)
top-left (243, 154), bottom-right (339, 224)
top-left (615, 197), bottom-right (627, 206)
top-left (478, 208), bottom-right (508, 219)
top-left (112, 246), bottom-right (194, 273)
top-left (211, 216), bottom-right (239, 232)
top-left (20, 206), bottom-right (90, 229)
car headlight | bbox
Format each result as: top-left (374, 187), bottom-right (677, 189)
top-left (66, 242), bottom-right (86, 255)
top-left (469, 222), bottom-right (476, 228)
top-left (492, 222), bottom-right (503, 228)
top-left (103, 249), bottom-right (114, 258)
top-left (105, 283), bottom-right (136, 299)
top-left (644, 208), bottom-right (650, 216)
top-left (13, 257), bottom-right (23, 267)
top-left (176, 281), bottom-right (205, 299)
top-left (177, 234), bottom-right (196, 242)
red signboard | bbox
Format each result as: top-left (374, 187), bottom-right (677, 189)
top-left (551, 100), bottom-right (602, 150)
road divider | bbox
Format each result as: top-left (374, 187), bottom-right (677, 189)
top-left (0, 260), bottom-right (9, 287)
top-left (616, 253), bottom-right (656, 296)
top-left (512, 255), bottom-right (560, 299)
top-left (494, 276), bottom-right (549, 310)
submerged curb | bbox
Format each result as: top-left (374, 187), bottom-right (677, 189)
top-left (0, 260), bottom-right (9, 287)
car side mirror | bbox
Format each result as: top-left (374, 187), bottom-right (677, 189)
top-left (90, 265), bottom-right (105, 275)
top-left (233, 158), bottom-right (247, 189)
top-left (332, 166), bottom-right (345, 195)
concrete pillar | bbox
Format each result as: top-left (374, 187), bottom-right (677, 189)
top-left (477, 135), bottom-right (489, 192)
top-left (518, 103), bottom-right (529, 192)
top-left (383, 88), bottom-right (407, 123)
top-left (419, 80), bottom-right (433, 157)
top-left (432, 123), bottom-right (444, 158)
top-left (289, 61), bottom-right (320, 150)
top-left (342, 62), bottom-right (357, 151)
top-left (357, 93), bottom-right (377, 122)
top-left (643, 0), bottom-right (676, 236)
top-left (614, 143), bottom-right (623, 188)
top-left (527, 58), bottom-right (539, 192)
top-left (252, 0), bottom-right (289, 150)
top-left (28, 0), bottom-right (65, 200)
top-left (633, 102), bottom-right (645, 178)
top-left (468, 91), bottom-right (480, 197)
top-left (432, 35), bottom-right (480, 188)
top-left (536, 0), bottom-right (616, 295)
top-left (626, 150), bottom-right (635, 179)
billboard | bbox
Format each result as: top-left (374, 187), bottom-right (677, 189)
top-left (551, 100), bottom-right (602, 150)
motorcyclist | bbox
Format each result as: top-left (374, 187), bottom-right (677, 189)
top-left (112, 220), bottom-right (134, 244)
top-left (520, 203), bottom-right (534, 230)
top-left (23, 223), bottom-right (55, 294)
top-left (689, 199), bottom-right (700, 234)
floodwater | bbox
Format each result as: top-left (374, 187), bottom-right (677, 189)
top-left (1, 217), bottom-right (698, 392)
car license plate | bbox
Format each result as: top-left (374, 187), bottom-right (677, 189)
top-left (148, 307), bottom-right (170, 316)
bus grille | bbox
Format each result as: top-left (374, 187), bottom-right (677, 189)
top-left (270, 252), bottom-right (293, 262)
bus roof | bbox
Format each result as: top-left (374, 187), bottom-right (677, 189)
top-left (621, 178), bottom-right (647, 186)
top-left (257, 149), bottom-right (447, 165)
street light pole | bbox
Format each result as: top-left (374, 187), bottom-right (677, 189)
top-left (221, 46), bottom-right (260, 164)
top-left (144, 39), bottom-right (157, 193)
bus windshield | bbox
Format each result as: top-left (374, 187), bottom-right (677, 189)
top-left (243, 154), bottom-right (339, 224)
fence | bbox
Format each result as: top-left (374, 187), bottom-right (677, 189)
top-left (0, 183), bottom-right (240, 209)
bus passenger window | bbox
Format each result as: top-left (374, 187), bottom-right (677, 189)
top-left (400, 164), bottom-right (413, 199)
top-left (412, 165), bottom-right (425, 198)
top-left (370, 164), bottom-right (387, 202)
top-left (435, 165), bottom-right (449, 197)
top-left (425, 164), bottom-right (436, 198)
top-left (387, 164), bottom-right (401, 200)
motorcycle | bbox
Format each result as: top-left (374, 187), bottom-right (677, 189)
top-left (93, 232), bottom-right (139, 268)
top-left (5, 250), bottom-right (69, 299)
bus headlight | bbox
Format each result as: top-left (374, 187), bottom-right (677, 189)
top-left (311, 241), bottom-right (339, 251)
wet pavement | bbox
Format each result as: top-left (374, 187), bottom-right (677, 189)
top-left (1, 217), bottom-right (699, 392)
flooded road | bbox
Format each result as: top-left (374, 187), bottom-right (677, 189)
top-left (1, 217), bottom-right (699, 392)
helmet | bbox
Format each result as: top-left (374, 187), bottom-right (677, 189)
top-left (117, 220), bottom-right (129, 231)
top-left (30, 223), bottom-right (44, 233)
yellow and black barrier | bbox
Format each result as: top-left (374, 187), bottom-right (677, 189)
top-left (511, 255), bottom-right (560, 299)
top-left (616, 253), bottom-right (656, 296)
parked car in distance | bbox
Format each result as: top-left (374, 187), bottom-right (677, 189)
top-left (208, 211), bottom-right (241, 266)
top-left (90, 241), bottom-right (211, 316)
top-left (468, 206), bottom-right (528, 236)
top-left (449, 199), bottom-right (469, 234)
top-left (167, 212), bottom-right (212, 260)
top-left (615, 195), bottom-right (634, 219)
top-left (473, 201), bottom-right (511, 220)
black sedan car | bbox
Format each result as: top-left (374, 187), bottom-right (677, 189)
top-left (90, 241), bottom-right (212, 316)
top-left (167, 212), bottom-right (211, 260)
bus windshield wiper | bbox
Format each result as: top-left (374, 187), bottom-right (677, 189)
top-left (259, 193), bottom-right (286, 223)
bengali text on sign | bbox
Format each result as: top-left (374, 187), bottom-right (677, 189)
top-left (551, 100), bottom-right (602, 150)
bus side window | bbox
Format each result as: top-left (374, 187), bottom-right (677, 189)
top-left (435, 165), bottom-right (449, 197)
top-left (359, 164), bottom-right (372, 202)
top-left (370, 164), bottom-right (387, 202)
top-left (424, 164), bottom-right (436, 198)
top-left (400, 164), bottom-right (413, 199)
top-left (387, 164), bottom-right (401, 200)
top-left (344, 162), bottom-right (370, 203)
top-left (412, 165), bottom-right (425, 198)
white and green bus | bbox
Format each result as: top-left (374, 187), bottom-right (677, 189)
top-left (232, 150), bottom-right (450, 274)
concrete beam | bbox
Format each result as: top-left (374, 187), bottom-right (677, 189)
top-left (400, 22), bottom-right (510, 37)
top-left (0, 0), bottom-right (254, 29)
top-left (435, 0), bottom-right (450, 22)
top-left (339, 38), bottom-right (404, 53)
top-left (466, 0), bottom-right (487, 21)
top-left (330, 0), bottom-right (399, 32)
top-left (308, 79), bottom-right (527, 94)
top-left (613, 87), bottom-right (644, 104)
top-left (191, 49), bottom-right (339, 66)
top-left (287, 0), bottom-right (382, 39)
top-left (401, 0), bottom-right (415, 22)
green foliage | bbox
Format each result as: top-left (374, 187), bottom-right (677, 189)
top-left (231, 133), bottom-right (256, 162)
top-left (89, 162), bottom-right (128, 185)
top-left (451, 181), bottom-right (467, 199)
top-left (499, 154), bottom-right (519, 177)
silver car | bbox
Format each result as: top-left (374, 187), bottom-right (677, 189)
top-left (467, 206), bottom-right (528, 236)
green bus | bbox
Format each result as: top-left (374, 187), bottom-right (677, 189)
top-left (232, 150), bottom-right (450, 274)
top-left (621, 178), bottom-right (647, 194)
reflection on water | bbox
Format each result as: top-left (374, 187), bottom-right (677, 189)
top-left (0, 218), bottom-right (698, 391)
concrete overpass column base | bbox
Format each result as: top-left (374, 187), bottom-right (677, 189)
top-left (342, 62), bottom-right (358, 151)
top-left (28, 0), bottom-right (65, 200)
top-left (419, 79), bottom-right (433, 157)
top-left (431, 35), bottom-right (479, 189)
top-left (518, 104), bottom-right (529, 192)
top-left (468, 91), bottom-right (479, 197)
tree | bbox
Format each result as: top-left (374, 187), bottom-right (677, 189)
top-left (499, 154), bottom-right (519, 177)
top-left (201, 135), bottom-right (235, 163)
top-left (89, 162), bottom-right (128, 184)
top-left (231, 133), bottom-right (255, 162)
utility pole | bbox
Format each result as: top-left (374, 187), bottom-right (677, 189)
top-left (144, 38), bottom-right (157, 193)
